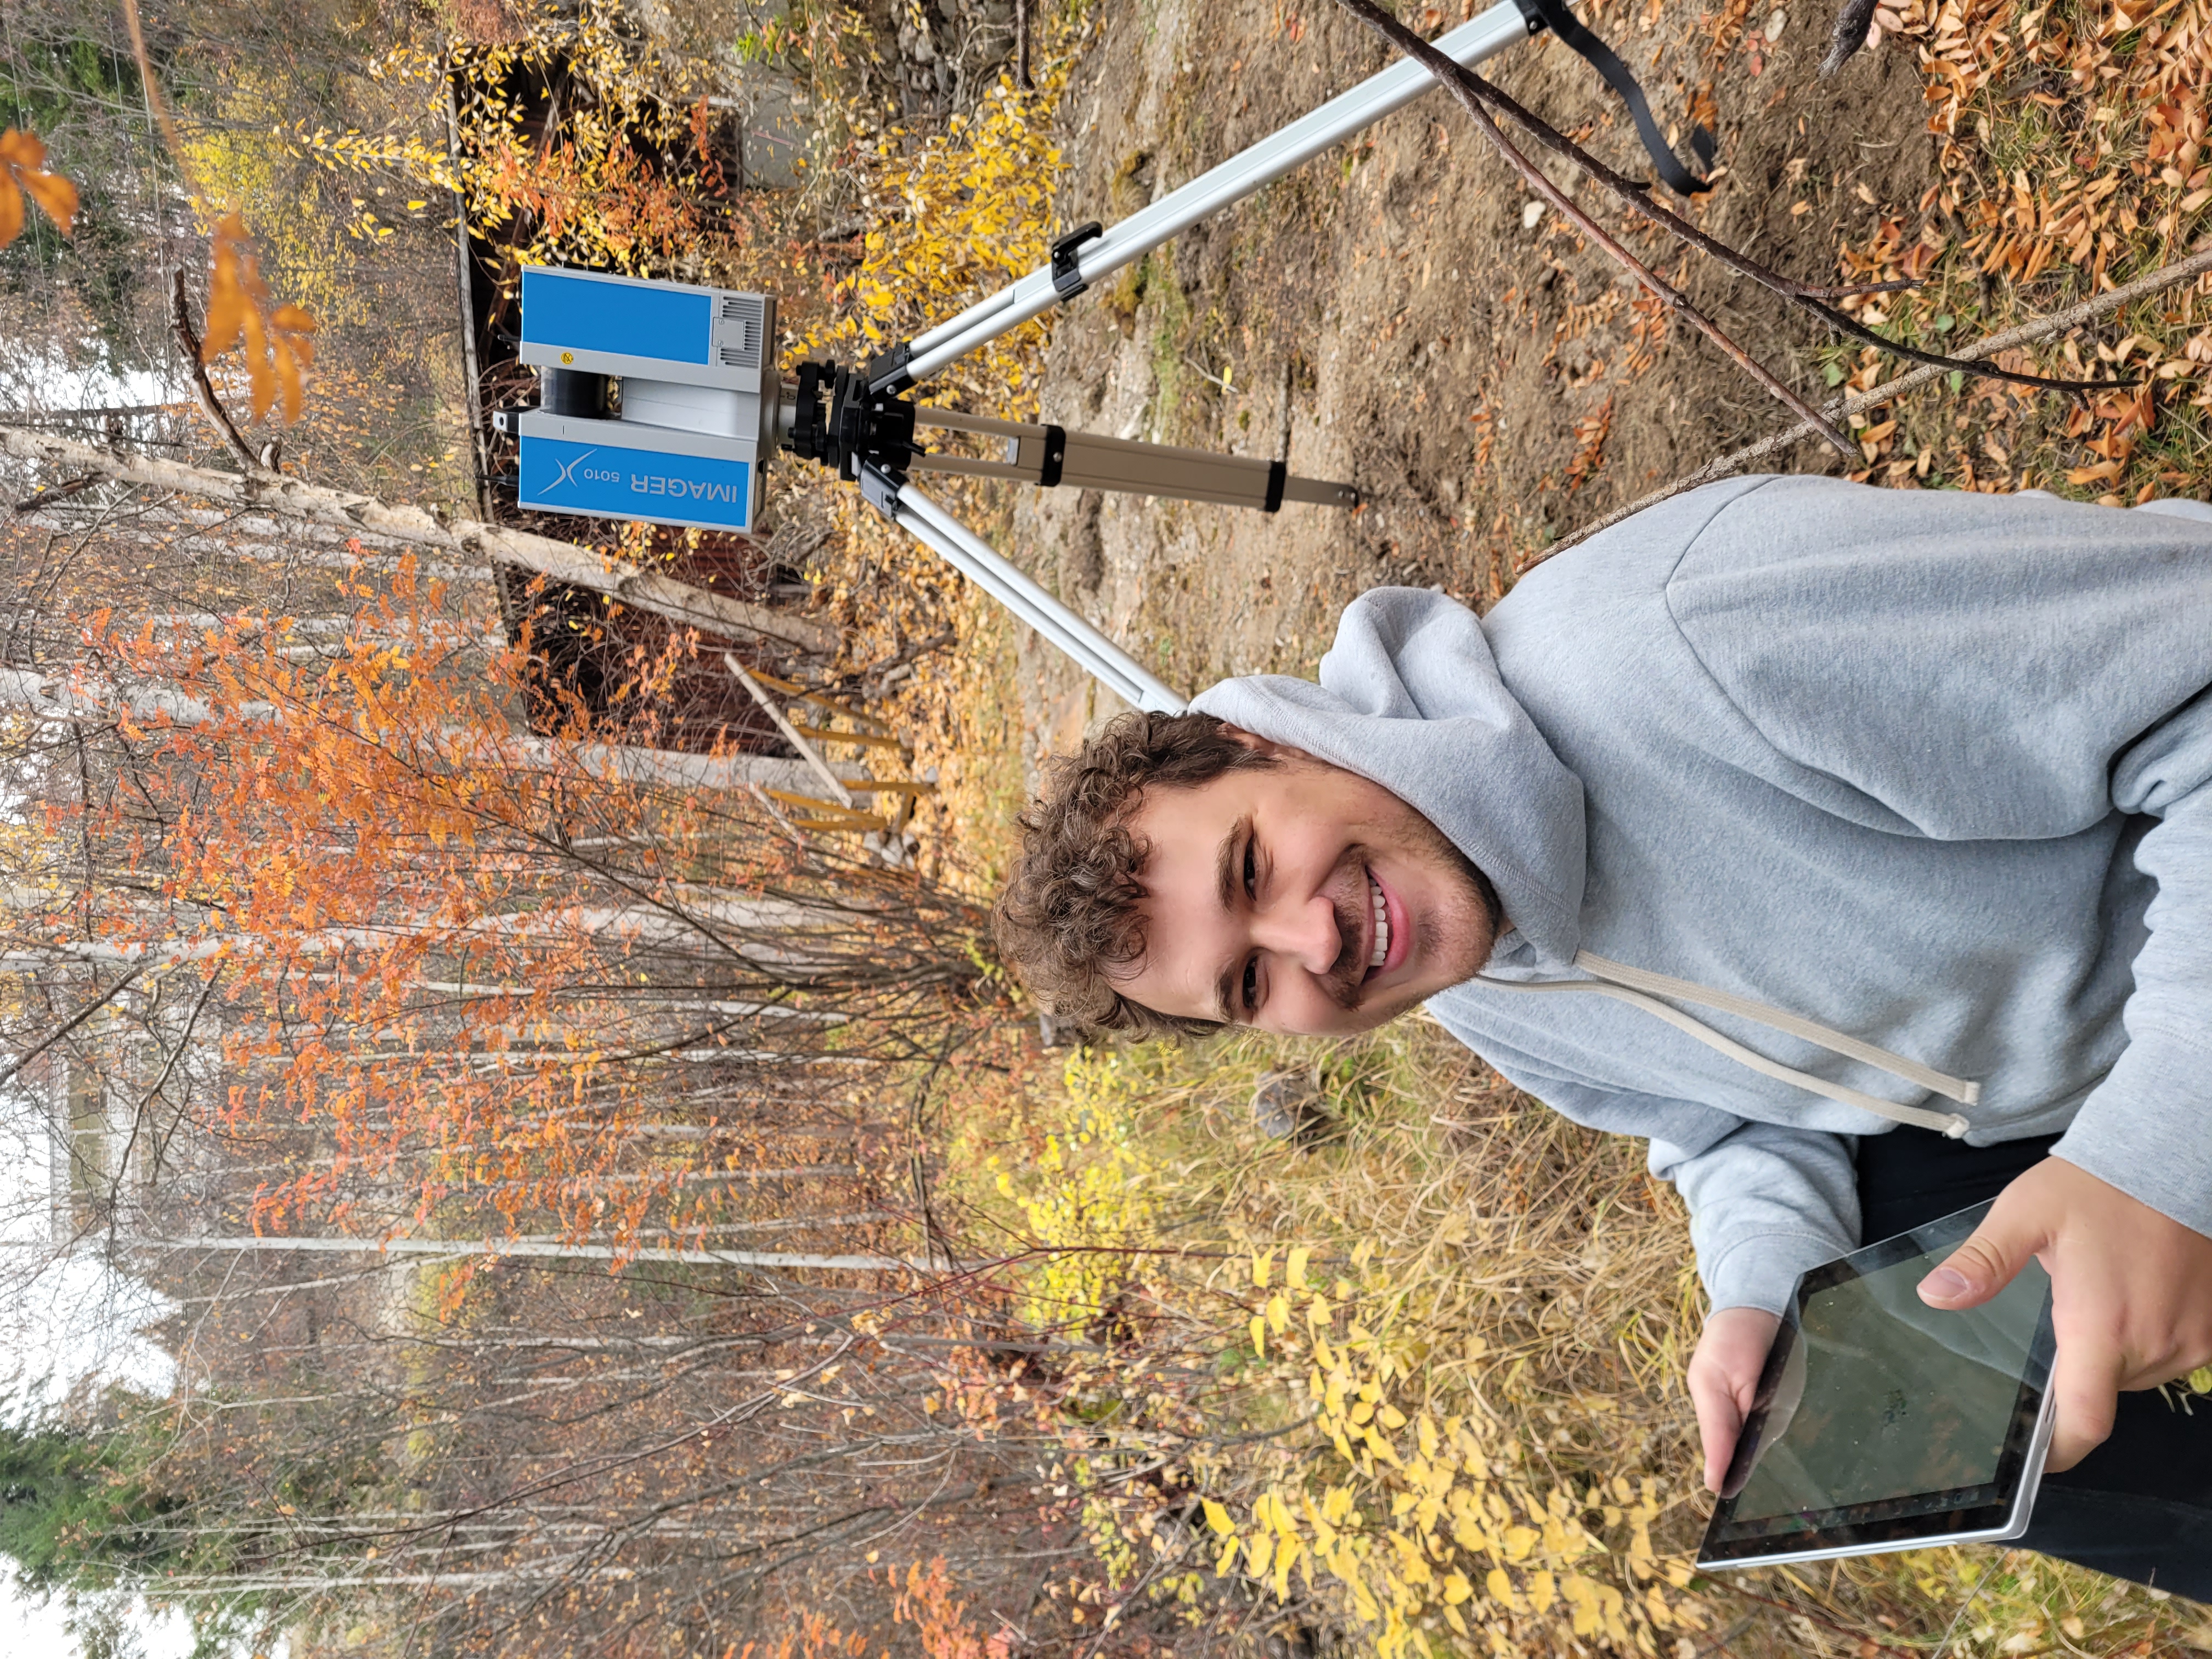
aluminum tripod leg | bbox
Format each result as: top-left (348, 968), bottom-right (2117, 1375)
top-left (850, 3), bottom-right (1559, 714)
top-left (866, 467), bottom-right (1188, 714)
top-left (887, 0), bottom-right (1541, 389)
top-left (909, 407), bottom-right (1358, 512)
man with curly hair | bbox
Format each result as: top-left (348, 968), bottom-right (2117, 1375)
top-left (993, 476), bottom-right (2212, 1592)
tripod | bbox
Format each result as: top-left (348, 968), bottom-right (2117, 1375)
top-left (778, 0), bottom-right (1554, 715)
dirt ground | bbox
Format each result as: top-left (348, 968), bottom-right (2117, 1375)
top-left (1004, 0), bottom-right (1939, 774)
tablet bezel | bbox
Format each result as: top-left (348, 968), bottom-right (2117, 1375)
top-left (1696, 1200), bottom-right (2058, 1570)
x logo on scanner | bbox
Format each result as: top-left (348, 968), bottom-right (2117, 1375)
top-left (547, 448), bottom-right (599, 492)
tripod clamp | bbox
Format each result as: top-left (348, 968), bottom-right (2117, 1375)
top-left (785, 360), bottom-right (918, 485)
top-left (1051, 222), bottom-right (1104, 302)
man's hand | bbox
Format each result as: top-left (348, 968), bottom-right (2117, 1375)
top-left (1918, 1156), bottom-right (2212, 1471)
top-left (1688, 1305), bottom-right (1781, 1493)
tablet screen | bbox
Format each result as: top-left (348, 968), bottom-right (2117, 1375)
top-left (1700, 1201), bottom-right (2056, 1564)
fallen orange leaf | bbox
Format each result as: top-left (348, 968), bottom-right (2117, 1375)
top-left (0, 127), bottom-right (79, 247)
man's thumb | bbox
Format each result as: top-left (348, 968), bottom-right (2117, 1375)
top-left (1918, 1213), bottom-right (2036, 1310)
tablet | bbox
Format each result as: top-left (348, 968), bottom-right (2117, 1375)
top-left (1697, 1200), bottom-right (2058, 1570)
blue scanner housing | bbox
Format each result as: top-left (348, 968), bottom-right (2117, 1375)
top-left (515, 434), bottom-right (757, 533)
top-left (511, 266), bottom-right (778, 534)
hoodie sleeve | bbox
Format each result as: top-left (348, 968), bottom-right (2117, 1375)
top-left (1465, 1032), bottom-right (1859, 1314)
top-left (1649, 1122), bottom-right (1860, 1314)
top-left (2051, 685), bottom-right (2212, 1233)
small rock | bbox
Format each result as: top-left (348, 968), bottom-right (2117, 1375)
top-left (1251, 1070), bottom-right (1326, 1142)
top-left (1765, 7), bottom-right (1787, 38)
top-left (1521, 198), bottom-right (1545, 230)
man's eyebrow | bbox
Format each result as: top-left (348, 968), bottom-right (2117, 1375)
top-left (1211, 816), bottom-right (1248, 1024)
top-left (1215, 814), bottom-right (1246, 916)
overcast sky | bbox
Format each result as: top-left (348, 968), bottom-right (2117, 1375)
top-left (1, 1562), bottom-right (196, 1659)
top-left (2, 1087), bottom-right (193, 1659)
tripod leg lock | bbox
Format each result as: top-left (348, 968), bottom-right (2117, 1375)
top-left (1051, 222), bottom-right (1105, 302)
top-left (1264, 459), bottom-right (1287, 514)
top-left (866, 342), bottom-right (916, 395)
top-left (859, 460), bottom-right (906, 523)
top-left (1039, 425), bottom-right (1068, 488)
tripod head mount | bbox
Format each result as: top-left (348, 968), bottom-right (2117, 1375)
top-left (780, 360), bottom-right (919, 486)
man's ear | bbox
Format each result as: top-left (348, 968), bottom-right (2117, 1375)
top-left (1219, 724), bottom-right (1299, 761)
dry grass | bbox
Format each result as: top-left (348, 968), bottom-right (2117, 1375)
top-left (956, 1022), bottom-right (2211, 1655)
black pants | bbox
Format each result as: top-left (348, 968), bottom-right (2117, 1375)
top-left (1856, 1127), bottom-right (2212, 1597)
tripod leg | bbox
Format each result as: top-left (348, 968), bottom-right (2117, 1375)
top-left (867, 465), bottom-right (1187, 714)
top-left (911, 408), bottom-right (1357, 512)
top-left (1055, 430), bottom-right (1357, 511)
top-left (887, 0), bottom-right (1541, 388)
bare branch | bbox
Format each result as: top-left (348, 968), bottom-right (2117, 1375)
top-left (725, 654), bottom-right (855, 808)
top-left (0, 963), bottom-right (148, 1092)
top-left (1334, 0), bottom-right (1855, 455)
top-left (1337, 0), bottom-right (2104, 404)
top-left (1534, 243), bottom-right (2212, 565)
top-left (11, 473), bottom-right (95, 514)
top-left (171, 269), bottom-right (263, 472)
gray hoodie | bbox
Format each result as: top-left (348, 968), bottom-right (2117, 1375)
top-left (1192, 475), bottom-right (2212, 1316)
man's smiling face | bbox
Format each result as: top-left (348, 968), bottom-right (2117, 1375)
top-left (1108, 736), bottom-right (1502, 1035)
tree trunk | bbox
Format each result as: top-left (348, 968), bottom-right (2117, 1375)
top-left (0, 663), bottom-right (834, 794)
top-left (0, 424), bottom-right (837, 656)
top-left (155, 1232), bottom-right (920, 1271)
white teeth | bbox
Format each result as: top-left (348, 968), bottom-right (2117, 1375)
top-left (1369, 874), bottom-right (1389, 969)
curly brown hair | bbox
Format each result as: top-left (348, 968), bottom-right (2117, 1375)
top-left (992, 711), bottom-right (1278, 1040)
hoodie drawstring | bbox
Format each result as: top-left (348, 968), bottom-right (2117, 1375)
top-left (1475, 951), bottom-right (1976, 1138)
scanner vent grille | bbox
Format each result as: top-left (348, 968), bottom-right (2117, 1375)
top-left (716, 294), bottom-right (767, 368)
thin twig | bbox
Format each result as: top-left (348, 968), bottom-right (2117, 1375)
top-left (844, 625), bottom-right (956, 692)
top-left (0, 964), bottom-right (148, 1093)
top-left (11, 474), bottom-right (96, 514)
top-left (1693, 1613), bottom-right (1758, 1658)
top-left (1335, 0), bottom-right (1855, 455)
top-left (1708, 1579), bottom-right (1921, 1659)
top-left (724, 653), bottom-right (854, 808)
top-left (1370, 16), bottom-right (2104, 398)
top-left (745, 781), bottom-right (808, 849)
top-left (120, 0), bottom-right (191, 185)
top-left (172, 270), bottom-right (263, 471)
top-left (1531, 242), bottom-right (2212, 566)
top-left (1928, 1571), bottom-right (1990, 1659)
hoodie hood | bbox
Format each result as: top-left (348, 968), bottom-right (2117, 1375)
top-left (1189, 586), bottom-right (1587, 970)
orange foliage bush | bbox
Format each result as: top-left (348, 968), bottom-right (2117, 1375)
top-left (35, 563), bottom-right (989, 1252)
